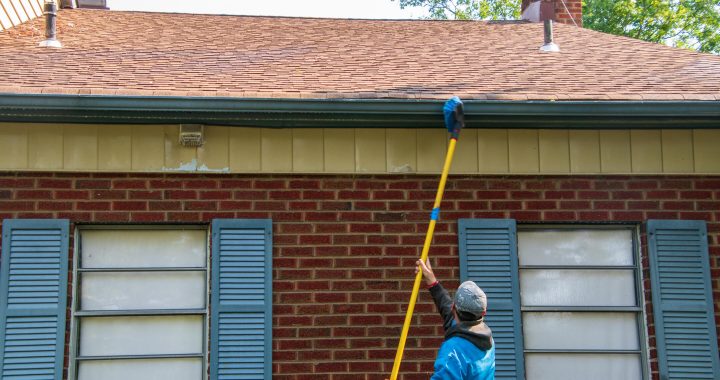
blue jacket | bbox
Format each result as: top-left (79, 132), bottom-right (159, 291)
top-left (429, 283), bottom-right (495, 380)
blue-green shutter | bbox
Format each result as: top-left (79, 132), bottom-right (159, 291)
top-left (0, 219), bottom-right (69, 380)
top-left (211, 219), bottom-right (272, 380)
top-left (647, 220), bottom-right (720, 380)
top-left (458, 219), bottom-right (524, 380)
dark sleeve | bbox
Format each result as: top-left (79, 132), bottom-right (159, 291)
top-left (428, 282), bottom-right (455, 332)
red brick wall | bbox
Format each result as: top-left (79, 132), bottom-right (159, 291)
top-left (554, 0), bottom-right (582, 26)
top-left (0, 173), bottom-right (718, 380)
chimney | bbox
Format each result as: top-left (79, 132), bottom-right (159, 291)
top-left (38, 1), bottom-right (61, 48)
top-left (75, 0), bottom-right (109, 9)
top-left (521, 0), bottom-right (582, 26)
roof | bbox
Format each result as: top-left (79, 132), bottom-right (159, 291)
top-left (0, 9), bottom-right (719, 101)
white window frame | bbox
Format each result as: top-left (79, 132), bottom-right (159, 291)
top-left (68, 225), bottom-right (210, 380)
top-left (517, 225), bottom-right (650, 380)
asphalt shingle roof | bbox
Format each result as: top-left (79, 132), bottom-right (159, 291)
top-left (1, 9), bottom-right (719, 101)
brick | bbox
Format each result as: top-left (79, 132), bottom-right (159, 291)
top-left (647, 190), bottom-right (678, 199)
top-left (183, 179), bottom-right (217, 189)
top-left (578, 191), bottom-right (610, 200)
top-left (594, 181), bottom-right (625, 190)
top-left (299, 235), bottom-right (331, 245)
top-left (233, 190), bottom-right (267, 200)
top-left (628, 201), bottom-right (660, 210)
top-left (149, 179), bottom-right (182, 189)
top-left (0, 190), bottom-right (11, 199)
top-left (355, 201), bottom-right (386, 210)
top-left (16, 212), bottom-right (53, 218)
top-left (543, 211), bottom-right (576, 221)
top-left (627, 180), bottom-right (659, 190)
top-left (38, 179), bottom-right (72, 188)
top-left (57, 212), bottom-right (92, 221)
top-left (338, 212), bottom-right (371, 222)
top-left (54, 190), bottom-right (89, 200)
top-left (315, 223), bottom-right (347, 233)
top-left (389, 181), bottom-right (419, 190)
top-left (349, 224), bottom-right (381, 233)
top-left (612, 191), bottom-right (643, 200)
top-left (16, 190), bottom-right (52, 199)
top-left (129, 190), bottom-right (163, 200)
top-left (92, 190), bottom-right (126, 200)
top-left (321, 201), bottom-right (352, 211)
top-left (0, 178), bottom-right (33, 188)
top-left (372, 190), bottom-right (405, 200)
top-left (487, 180), bottom-right (521, 190)
top-left (254, 180), bottom-right (286, 189)
top-left (75, 202), bottom-right (111, 211)
top-left (659, 179), bottom-right (693, 189)
top-left (338, 190), bottom-right (369, 200)
top-left (680, 191), bottom-right (713, 200)
top-left (166, 212), bottom-right (202, 222)
top-left (165, 190), bottom-right (197, 199)
top-left (290, 179), bottom-right (322, 189)
top-left (112, 201), bottom-right (147, 211)
top-left (112, 179), bottom-right (147, 189)
top-left (199, 190), bottom-right (232, 200)
top-left (219, 179), bottom-right (253, 189)
top-left (510, 191), bottom-right (541, 199)
top-left (93, 212), bottom-right (130, 222)
top-left (75, 179), bottom-right (111, 189)
top-left (510, 211), bottom-right (542, 220)
top-left (201, 212), bottom-right (235, 221)
top-left (38, 201), bottom-right (71, 211)
top-left (130, 212), bottom-right (166, 222)
top-left (149, 201), bottom-right (181, 211)
top-left (254, 201), bottom-right (286, 211)
top-left (0, 201), bottom-right (35, 211)
top-left (491, 201), bottom-right (522, 210)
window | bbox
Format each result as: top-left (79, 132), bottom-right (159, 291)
top-left (517, 229), bottom-right (645, 379)
top-left (71, 227), bottom-right (209, 380)
top-left (458, 218), bottom-right (720, 380)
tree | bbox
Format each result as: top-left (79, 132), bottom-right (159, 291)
top-left (394, 0), bottom-right (720, 54)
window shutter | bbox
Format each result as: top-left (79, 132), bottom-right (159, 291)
top-left (647, 220), bottom-right (720, 380)
top-left (458, 219), bottom-right (524, 379)
top-left (0, 219), bottom-right (69, 380)
top-left (211, 219), bottom-right (272, 380)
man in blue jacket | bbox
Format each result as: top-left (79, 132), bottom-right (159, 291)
top-left (416, 259), bottom-right (495, 380)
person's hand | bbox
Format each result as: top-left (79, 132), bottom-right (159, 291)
top-left (415, 258), bottom-right (437, 286)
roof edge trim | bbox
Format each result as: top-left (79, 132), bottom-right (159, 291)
top-left (0, 94), bottom-right (718, 128)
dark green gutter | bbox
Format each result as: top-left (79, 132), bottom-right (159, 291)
top-left (0, 94), bottom-right (718, 128)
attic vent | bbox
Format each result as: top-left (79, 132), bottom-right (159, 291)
top-left (38, 1), bottom-right (61, 48)
top-left (179, 125), bottom-right (205, 147)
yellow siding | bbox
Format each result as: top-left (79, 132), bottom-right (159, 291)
top-left (661, 130), bottom-right (694, 173)
top-left (477, 130), bottom-right (509, 173)
top-left (292, 129), bottom-right (324, 172)
top-left (539, 130), bottom-right (570, 173)
top-left (355, 129), bottom-right (386, 173)
top-left (569, 130), bottom-right (600, 173)
top-left (451, 129), bottom-right (478, 174)
top-left (694, 130), bottom-right (720, 173)
top-left (417, 129), bottom-right (446, 173)
top-left (0, 123), bottom-right (28, 169)
top-left (64, 125), bottom-right (98, 170)
top-left (324, 129), bottom-right (355, 173)
top-left (600, 130), bottom-right (631, 173)
top-left (261, 129), bottom-right (292, 172)
top-left (2, 122), bottom-right (720, 175)
top-left (98, 125), bottom-right (132, 170)
top-left (386, 129), bottom-right (417, 173)
top-left (228, 128), bottom-right (261, 172)
top-left (28, 124), bottom-right (63, 169)
top-left (198, 126), bottom-right (230, 172)
top-left (631, 130), bottom-right (662, 173)
top-left (508, 130), bottom-right (539, 173)
top-left (131, 125), bottom-right (164, 171)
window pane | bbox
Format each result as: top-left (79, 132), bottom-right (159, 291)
top-left (520, 269), bottom-right (636, 306)
top-left (78, 358), bottom-right (202, 380)
top-left (523, 312), bottom-right (640, 350)
top-left (518, 230), bottom-right (633, 266)
top-left (81, 230), bottom-right (206, 268)
top-left (79, 316), bottom-right (203, 356)
top-left (80, 272), bottom-right (205, 310)
top-left (525, 353), bottom-right (642, 380)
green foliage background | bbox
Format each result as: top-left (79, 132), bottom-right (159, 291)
top-left (394, 0), bottom-right (720, 54)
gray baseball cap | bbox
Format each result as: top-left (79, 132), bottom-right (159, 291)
top-left (454, 281), bottom-right (487, 320)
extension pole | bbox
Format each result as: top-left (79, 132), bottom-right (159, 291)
top-left (390, 120), bottom-right (461, 380)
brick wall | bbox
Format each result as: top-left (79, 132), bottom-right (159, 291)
top-left (0, 173), bottom-right (718, 380)
top-left (554, 0), bottom-right (582, 26)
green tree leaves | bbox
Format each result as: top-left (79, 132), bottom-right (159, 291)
top-left (395, 0), bottom-right (720, 54)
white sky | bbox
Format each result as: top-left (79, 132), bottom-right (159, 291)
top-left (106, 0), bottom-right (428, 19)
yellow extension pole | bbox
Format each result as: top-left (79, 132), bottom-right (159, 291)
top-left (389, 136), bottom-right (459, 380)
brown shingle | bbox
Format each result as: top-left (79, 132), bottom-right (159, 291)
top-left (0, 9), bottom-right (718, 101)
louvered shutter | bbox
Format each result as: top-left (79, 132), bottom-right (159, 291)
top-left (0, 219), bottom-right (69, 380)
top-left (647, 220), bottom-right (720, 380)
top-left (211, 219), bottom-right (272, 380)
top-left (458, 219), bottom-right (524, 379)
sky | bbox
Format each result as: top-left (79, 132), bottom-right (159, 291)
top-left (106, 0), bottom-right (428, 19)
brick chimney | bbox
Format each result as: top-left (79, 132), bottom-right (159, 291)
top-left (521, 0), bottom-right (582, 26)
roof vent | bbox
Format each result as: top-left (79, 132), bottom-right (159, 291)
top-left (38, 1), bottom-right (61, 48)
top-left (179, 125), bottom-right (205, 147)
top-left (76, 0), bottom-right (109, 9)
top-left (540, 20), bottom-right (560, 52)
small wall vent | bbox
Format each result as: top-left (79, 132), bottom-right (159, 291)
top-left (179, 125), bottom-right (205, 147)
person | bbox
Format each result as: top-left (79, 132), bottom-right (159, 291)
top-left (416, 258), bottom-right (495, 380)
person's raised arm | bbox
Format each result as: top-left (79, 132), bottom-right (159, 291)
top-left (416, 259), bottom-right (454, 331)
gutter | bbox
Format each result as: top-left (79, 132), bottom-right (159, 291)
top-left (0, 94), bottom-right (718, 129)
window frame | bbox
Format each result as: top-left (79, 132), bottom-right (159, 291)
top-left (68, 225), bottom-right (210, 380)
top-left (516, 224), bottom-right (650, 380)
